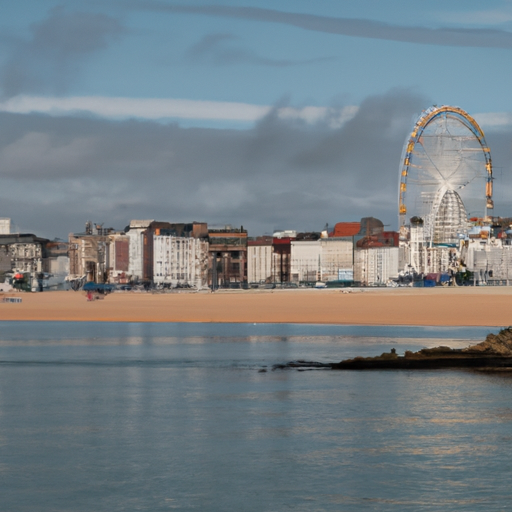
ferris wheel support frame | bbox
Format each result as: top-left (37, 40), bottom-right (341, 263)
top-left (398, 105), bottom-right (493, 227)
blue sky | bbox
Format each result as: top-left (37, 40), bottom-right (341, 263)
top-left (1, 0), bottom-right (512, 237)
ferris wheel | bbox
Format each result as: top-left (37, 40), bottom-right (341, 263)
top-left (398, 105), bottom-right (493, 244)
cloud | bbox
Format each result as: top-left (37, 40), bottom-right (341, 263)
top-left (0, 90), bottom-right (428, 239)
top-left (139, 3), bottom-right (512, 49)
top-left (0, 7), bottom-right (125, 98)
top-left (473, 112), bottom-right (512, 130)
top-left (0, 95), bottom-right (358, 127)
top-left (0, 95), bottom-right (269, 122)
top-left (2, 89), bottom-right (510, 240)
top-left (0, 132), bottom-right (95, 179)
top-left (185, 32), bottom-right (334, 67)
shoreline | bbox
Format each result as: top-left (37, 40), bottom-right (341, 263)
top-left (1, 287), bottom-right (511, 326)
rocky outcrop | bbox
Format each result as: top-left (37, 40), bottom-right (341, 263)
top-left (274, 328), bottom-right (512, 371)
top-left (332, 328), bottom-right (512, 370)
top-left (462, 327), bottom-right (512, 356)
top-left (272, 360), bottom-right (332, 370)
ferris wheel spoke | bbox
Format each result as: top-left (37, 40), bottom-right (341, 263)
top-left (418, 140), bottom-right (446, 183)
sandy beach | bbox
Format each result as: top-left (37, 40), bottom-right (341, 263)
top-left (0, 287), bottom-right (511, 326)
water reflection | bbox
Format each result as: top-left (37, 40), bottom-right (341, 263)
top-left (0, 323), bottom-right (511, 511)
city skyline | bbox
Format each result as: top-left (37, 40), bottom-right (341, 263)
top-left (1, 1), bottom-right (512, 239)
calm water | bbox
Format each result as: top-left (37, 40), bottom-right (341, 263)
top-left (0, 322), bottom-right (511, 511)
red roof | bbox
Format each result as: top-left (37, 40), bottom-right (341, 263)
top-left (330, 222), bottom-right (360, 237)
top-left (248, 237), bottom-right (273, 246)
top-left (273, 237), bottom-right (294, 245)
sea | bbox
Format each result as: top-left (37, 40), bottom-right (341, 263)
top-left (1, 321), bottom-right (511, 512)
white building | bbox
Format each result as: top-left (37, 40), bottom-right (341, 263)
top-left (466, 239), bottom-right (512, 283)
top-left (290, 240), bottom-right (321, 283)
top-left (9, 243), bottom-right (43, 273)
top-left (403, 223), bottom-right (458, 275)
top-left (127, 220), bottom-right (154, 281)
top-left (320, 238), bottom-right (353, 282)
top-left (248, 240), bottom-right (272, 283)
top-left (408, 223), bottom-right (424, 273)
top-left (153, 236), bottom-right (209, 288)
top-left (355, 247), bottom-right (399, 286)
top-left (0, 218), bottom-right (11, 234)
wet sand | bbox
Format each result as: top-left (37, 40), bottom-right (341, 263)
top-left (0, 287), bottom-right (511, 326)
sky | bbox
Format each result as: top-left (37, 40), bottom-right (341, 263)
top-left (1, 0), bottom-right (512, 239)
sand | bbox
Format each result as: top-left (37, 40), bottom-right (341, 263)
top-left (0, 287), bottom-right (511, 326)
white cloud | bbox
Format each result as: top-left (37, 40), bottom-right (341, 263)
top-left (0, 95), bottom-right (358, 126)
top-left (0, 95), bottom-right (266, 121)
top-left (277, 105), bottom-right (359, 128)
top-left (473, 112), bottom-right (512, 130)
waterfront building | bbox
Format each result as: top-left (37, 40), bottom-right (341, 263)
top-left (290, 240), bottom-right (321, 283)
top-left (43, 240), bottom-right (70, 289)
top-left (248, 236), bottom-right (273, 284)
top-left (271, 235), bottom-right (294, 284)
top-left (126, 220), bottom-right (208, 284)
top-left (68, 222), bottom-right (116, 284)
top-left (465, 238), bottom-right (512, 284)
top-left (153, 235), bottom-right (209, 288)
top-left (107, 232), bottom-right (131, 284)
top-left (126, 220), bottom-right (156, 283)
top-left (354, 247), bottom-right (399, 286)
top-left (0, 233), bottom-right (69, 291)
top-left (208, 226), bottom-right (248, 288)
top-left (0, 218), bottom-right (12, 234)
top-left (320, 238), bottom-right (354, 282)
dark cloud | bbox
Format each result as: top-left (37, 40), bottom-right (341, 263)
top-left (185, 32), bottom-right (334, 67)
top-left (140, 3), bottom-right (512, 49)
top-left (0, 7), bottom-right (125, 97)
top-left (1, 90), bottom-right (510, 240)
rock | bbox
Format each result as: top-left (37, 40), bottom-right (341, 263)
top-left (332, 329), bottom-right (512, 370)
top-left (273, 329), bottom-right (512, 371)
top-left (462, 327), bottom-right (512, 356)
top-left (272, 360), bottom-right (332, 370)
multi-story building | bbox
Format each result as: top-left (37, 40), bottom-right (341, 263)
top-left (271, 237), bottom-right (293, 283)
top-left (153, 235), bottom-right (209, 288)
top-left (465, 238), bottom-right (512, 284)
top-left (108, 232), bottom-right (131, 284)
top-left (127, 220), bottom-right (208, 284)
top-left (269, 231), bottom-right (297, 283)
top-left (0, 233), bottom-right (69, 291)
top-left (354, 247), bottom-right (399, 286)
top-left (208, 226), bottom-right (248, 288)
top-left (43, 241), bottom-right (70, 289)
top-left (290, 240), bottom-right (321, 283)
top-left (248, 236), bottom-right (273, 284)
top-left (320, 238), bottom-right (354, 282)
top-left (0, 218), bottom-right (12, 235)
top-left (68, 222), bottom-right (114, 283)
top-left (126, 220), bottom-right (153, 282)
